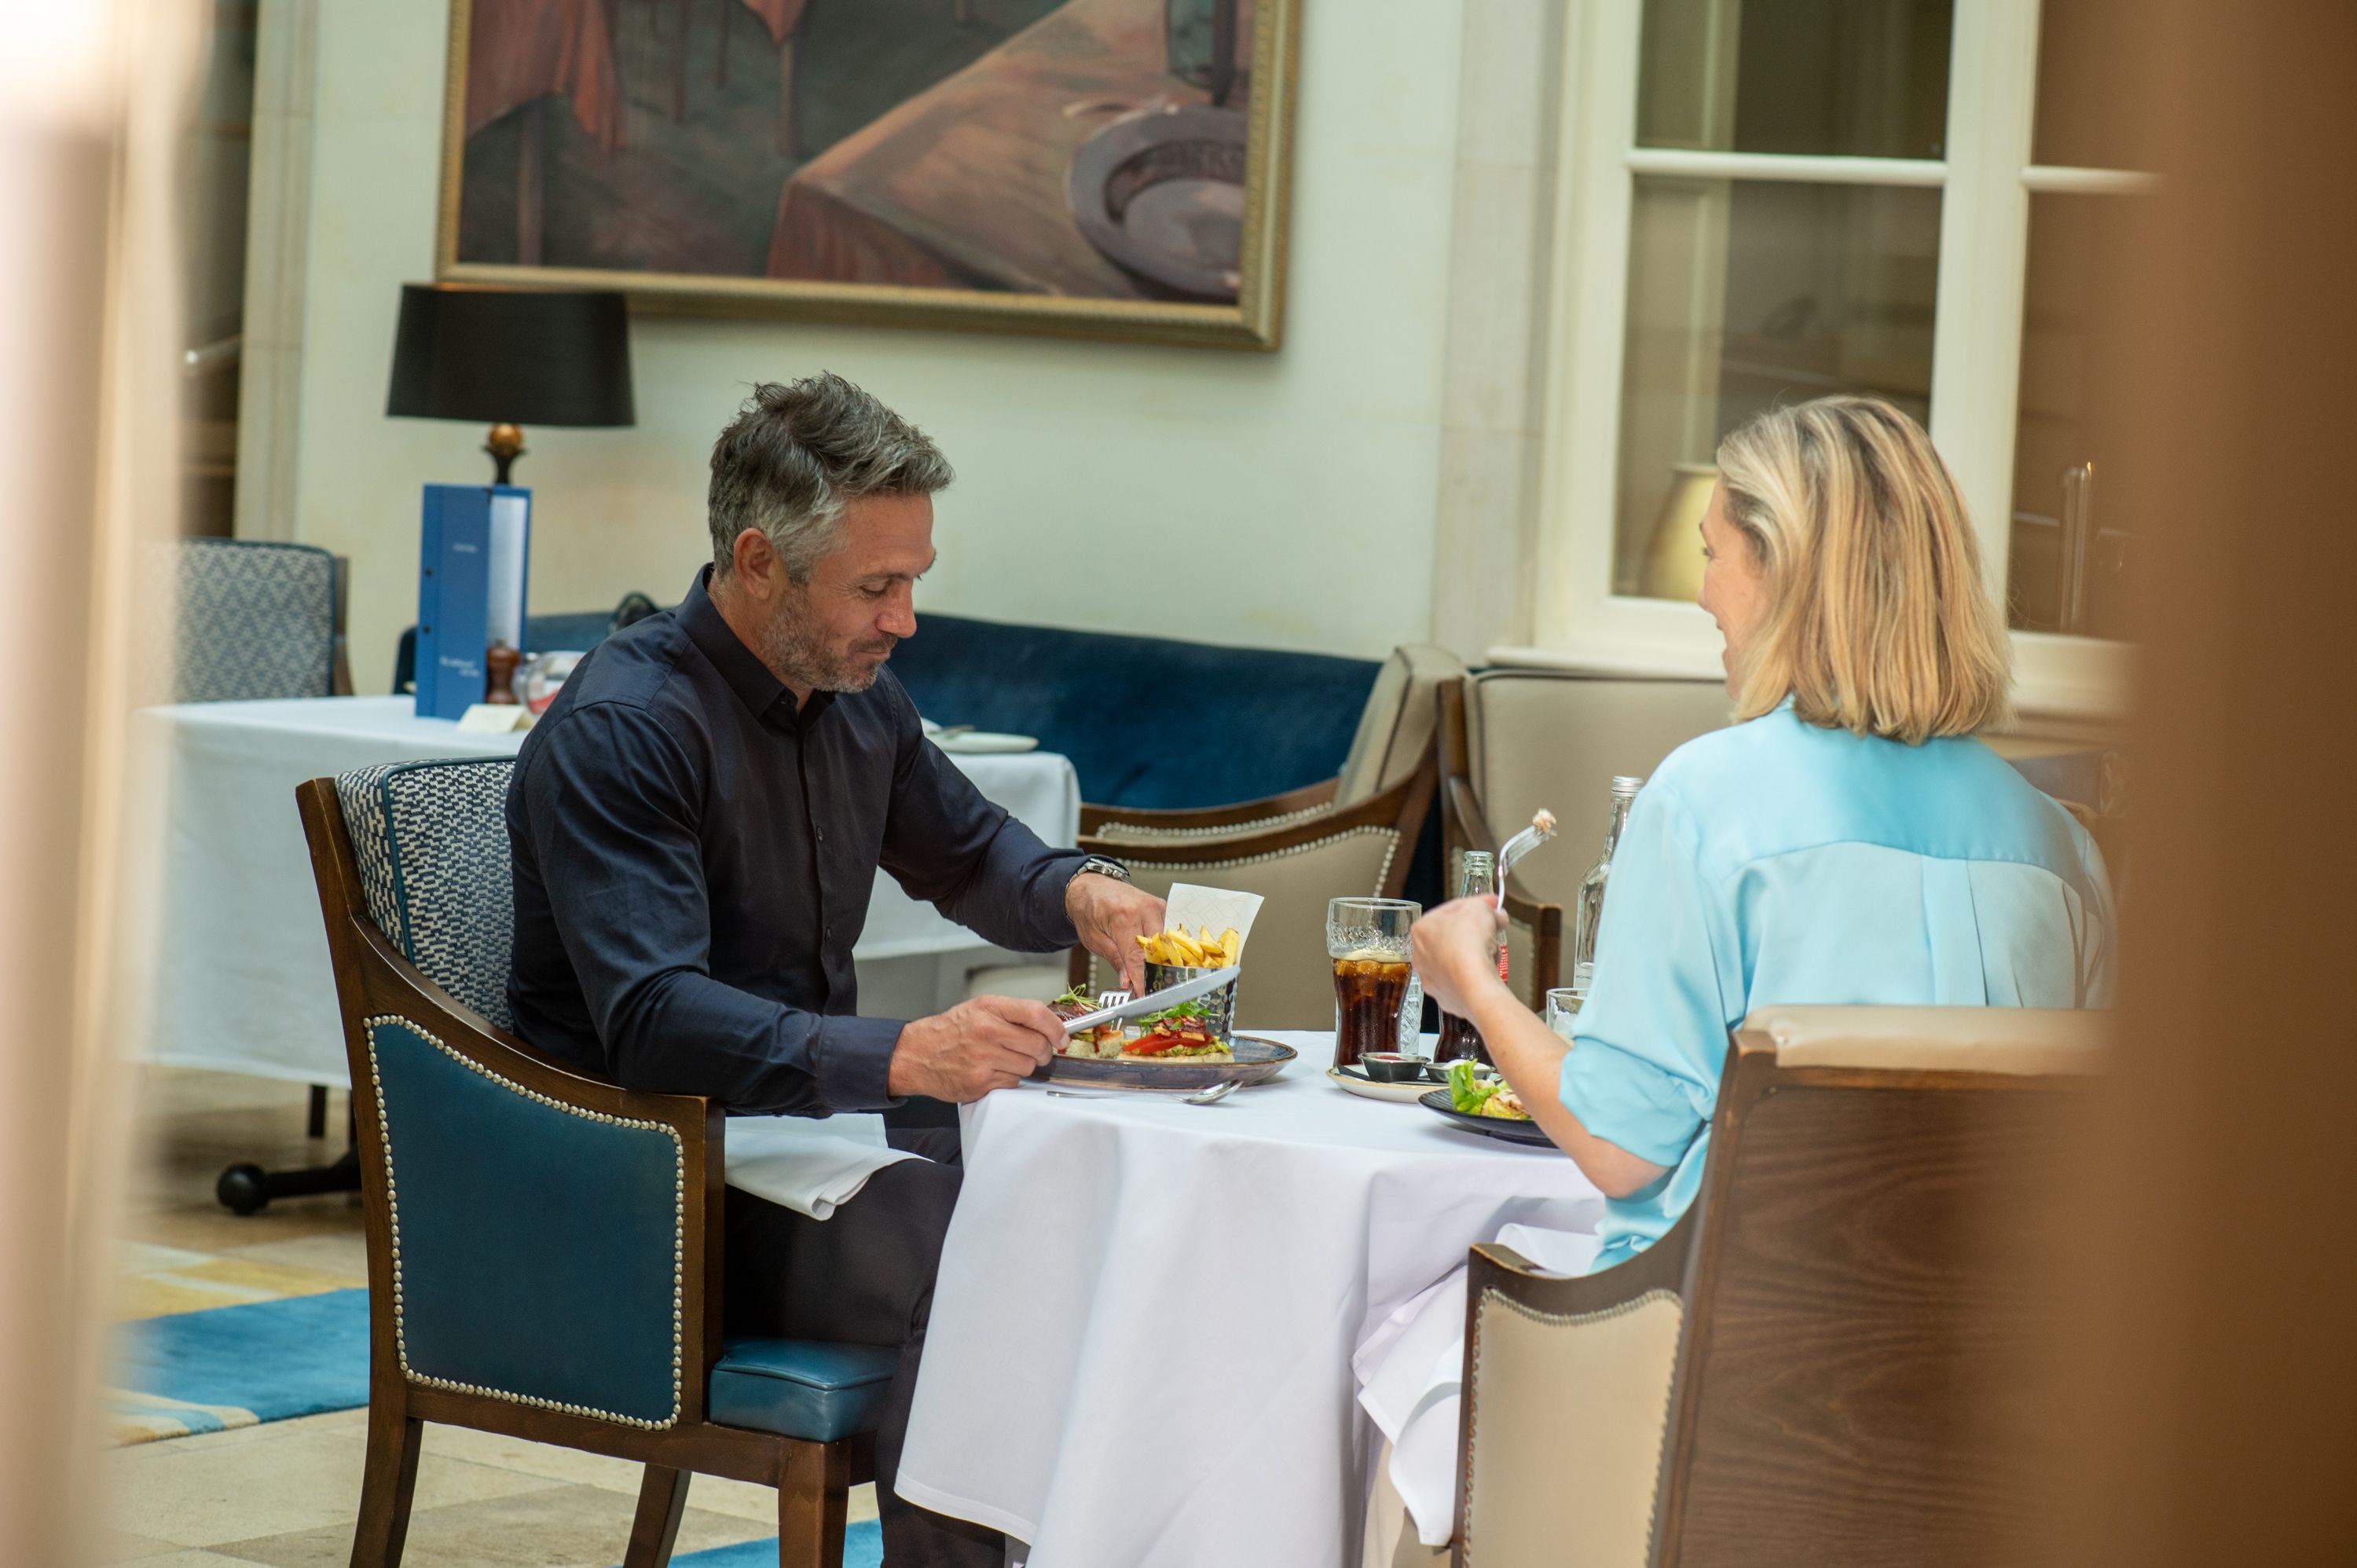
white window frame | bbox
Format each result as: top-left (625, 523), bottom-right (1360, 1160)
top-left (1502, 0), bottom-right (2148, 723)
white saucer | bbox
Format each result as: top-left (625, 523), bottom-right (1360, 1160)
top-left (1326, 1066), bottom-right (1431, 1104)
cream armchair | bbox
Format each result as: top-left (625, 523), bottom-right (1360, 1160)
top-left (1072, 762), bottom-right (1436, 1028)
top-left (1072, 644), bottom-right (1460, 1029)
top-left (1450, 1005), bottom-right (2103, 1567)
top-left (1439, 671), bottom-right (1728, 1006)
top-left (1084, 643), bottom-right (1464, 842)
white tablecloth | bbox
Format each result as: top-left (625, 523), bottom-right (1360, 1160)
top-left (898, 1033), bottom-right (1607, 1568)
top-left (137, 696), bottom-right (1080, 1085)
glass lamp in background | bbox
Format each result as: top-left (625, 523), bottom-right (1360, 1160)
top-left (385, 283), bottom-right (636, 483)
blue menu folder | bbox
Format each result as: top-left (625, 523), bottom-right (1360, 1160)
top-left (415, 483), bottom-right (531, 720)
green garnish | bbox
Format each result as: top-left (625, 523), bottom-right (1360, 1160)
top-left (1146, 995), bottom-right (1216, 1023)
top-left (1448, 1059), bottom-right (1501, 1115)
top-left (1052, 985), bottom-right (1094, 1012)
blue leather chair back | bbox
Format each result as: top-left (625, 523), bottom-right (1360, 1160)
top-left (334, 759), bottom-right (686, 1428)
top-left (173, 537), bottom-right (338, 703)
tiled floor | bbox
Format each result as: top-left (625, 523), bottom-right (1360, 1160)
top-left (108, 1068), bottom-right (877, 1566)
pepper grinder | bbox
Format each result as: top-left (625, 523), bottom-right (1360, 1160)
top-left (485, 642), bottom-right (522, 705)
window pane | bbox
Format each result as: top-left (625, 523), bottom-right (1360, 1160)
top-left (2006, 192), bottom-right (2143, 639)
top-left (1637, 0), bottom-right (1953, 160)
top-left (2032, 0), bottom-right (2140, 170)
top-left (1615, 178), bottom-right (1940, 600)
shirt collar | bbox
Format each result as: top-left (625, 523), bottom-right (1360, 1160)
top-left (677, 566), bottom-right (837, 730)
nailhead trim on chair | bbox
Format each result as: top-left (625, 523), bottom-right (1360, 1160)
top-left (363, 1013), bottom-right (686, 1430)
top-left (1091, 801), bottom-right (1339, 840)
top-left (1461, 1285), bottom-right (1682, 1567)
top-left (1126, 825), bottom-right (1400, 891)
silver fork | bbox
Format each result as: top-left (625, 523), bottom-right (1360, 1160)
top-left (1094, 989), bottom-right (1131, 1012)
top-left (1492, 808), bottom-right (1559, 898)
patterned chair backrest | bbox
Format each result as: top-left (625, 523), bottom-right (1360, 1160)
top-left (171, 537), bottom-right (339, 703)
top-left (335, 759), bottom-right (516, 1029)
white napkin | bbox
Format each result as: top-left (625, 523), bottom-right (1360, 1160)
top-left (1164, 883), bottom-right (1266, 954)
top-left (1354, 1222), bottom-right (1602, 1545)
top-left (722, 1112), bottom-right (921, 1221)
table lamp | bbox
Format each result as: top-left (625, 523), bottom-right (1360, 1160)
top-left (385, 283), bottom-right (635, 482)
top-left (387, 284), bottom-right (632, 723)
top-left (1638, 463), bottom-right (1720, 602)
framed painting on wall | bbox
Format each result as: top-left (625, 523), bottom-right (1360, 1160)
top-left (434, 0), bottom-right (1299, 348)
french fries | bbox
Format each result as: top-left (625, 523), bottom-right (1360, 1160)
top-left (1135, 924), bottom-right (1243, 969)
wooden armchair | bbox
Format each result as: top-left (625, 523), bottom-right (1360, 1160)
top-left (1438, 671), bottom-right (1729, 1007)
top-left (299, 760), bottom-right (882, 1568)
top-left (1083, 643), bottom-right (1463, 842)
top-left (1071, 757), bottom-right (1439, 1028)
top-left (1452, 1005), bottom-right (2102, 1567)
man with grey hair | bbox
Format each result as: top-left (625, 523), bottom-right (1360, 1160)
top-left (507, 373), bottom-right (1164, 1566)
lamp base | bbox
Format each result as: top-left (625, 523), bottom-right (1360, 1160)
top-left (484, 422), bottom-right (526, 485)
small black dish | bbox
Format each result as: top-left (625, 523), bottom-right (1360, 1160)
top-left (1358, 1052), bottom-right (1428, 1083)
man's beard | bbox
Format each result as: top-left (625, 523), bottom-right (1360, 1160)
top-left (758, 593), bottom-right (897, 694)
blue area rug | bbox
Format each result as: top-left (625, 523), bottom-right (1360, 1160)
top-left (111, 1288), bottom-right (372, 1442)
top-left (644, 1522), bottom-right (883, 1568)
top-left (119, 1286), bottom-right (888, 1568)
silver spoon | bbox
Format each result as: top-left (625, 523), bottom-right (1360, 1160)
top-left (1045, 1079), bottom-right (1242, 1105)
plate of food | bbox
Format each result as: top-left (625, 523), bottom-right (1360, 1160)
top-left (1420, 1061), bottom-right (1554, 1146)
top-left (1049, 990), bottom-right (1294, 1092)
top-left (1044, 925), bottom-right (1288, 1090)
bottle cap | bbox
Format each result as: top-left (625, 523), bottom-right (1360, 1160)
top-left (1610, 775), bottom-right (1644, 796)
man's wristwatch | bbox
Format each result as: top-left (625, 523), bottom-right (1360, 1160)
top-left (1071, 855), bottom-right (1132, 885)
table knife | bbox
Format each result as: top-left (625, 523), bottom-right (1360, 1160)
top-left (1061, 967), bottom-right (1241, 1035)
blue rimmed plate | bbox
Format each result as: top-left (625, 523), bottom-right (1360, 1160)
top-left (1047, 1033), bottom-right (1295, 1091)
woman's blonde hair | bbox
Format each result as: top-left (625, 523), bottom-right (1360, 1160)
top-left (1715, 396), bottom-right (2012, 743)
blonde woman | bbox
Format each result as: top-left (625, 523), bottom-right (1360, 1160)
top-left (1413, 394), bottom-right (2114, 1269)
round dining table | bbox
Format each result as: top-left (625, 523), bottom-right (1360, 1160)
top-left (897, 1031), bottom-right (1607, 1568)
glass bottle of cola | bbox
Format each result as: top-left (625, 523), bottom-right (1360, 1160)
top-left (1433, 850), bottom-right (1498, 1066)
top-left (1570, 777), bottom-right (1644, 991)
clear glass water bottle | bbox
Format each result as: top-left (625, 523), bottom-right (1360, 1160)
top-left (1570, 777), bottom-right (1643, 990)
top-left (1434, 850), bottom-right (1497, 1065)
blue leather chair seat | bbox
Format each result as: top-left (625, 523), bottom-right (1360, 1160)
top-left (708, 1339), bottom-right (900, 1442)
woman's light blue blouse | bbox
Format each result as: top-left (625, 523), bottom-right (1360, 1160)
top-left (1562, 706), bottom-right (2113, 1272)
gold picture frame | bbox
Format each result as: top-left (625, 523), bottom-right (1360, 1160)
top-left (433, 0), bottom-right (1299, 350)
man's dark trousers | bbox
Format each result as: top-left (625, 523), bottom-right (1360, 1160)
top-left (721, 1129), bottom-right (999, 1568)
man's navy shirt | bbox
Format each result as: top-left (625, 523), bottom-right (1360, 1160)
top-left (506, 569), bottom-right (1084, 1115)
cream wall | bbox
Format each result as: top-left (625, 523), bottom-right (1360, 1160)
top-left (269, 0), bottom-right (1474, 689)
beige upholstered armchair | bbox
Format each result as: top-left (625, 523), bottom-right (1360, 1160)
top-left (1451, 1006), bottom-right (2103, 1568)
top-left (1438, 671), bottom-right (1728, 1006)
top-left (1083, 643), bottom-right (1464, 842)
top-left (1072, 645), bottom-right (1461, 1029)
top-left (1072, 764), bottom-right (1437, 1029)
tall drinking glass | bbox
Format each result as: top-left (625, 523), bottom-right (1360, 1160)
top-left (1327, 897), bottom-right (1419, 1070)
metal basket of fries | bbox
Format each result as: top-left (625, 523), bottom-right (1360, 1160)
top-left (1138, 925), bottom-right (1243, 1045)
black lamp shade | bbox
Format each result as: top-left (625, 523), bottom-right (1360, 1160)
top-left (386, 284), bottom-right (635, 428)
